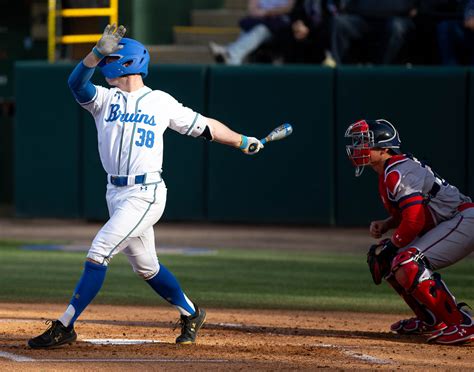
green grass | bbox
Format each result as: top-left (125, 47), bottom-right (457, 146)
top-left (0, 240), bottom-right (472, 314)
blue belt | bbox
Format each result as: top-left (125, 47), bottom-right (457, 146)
top-left (110, 174), bottom-right (145, 187)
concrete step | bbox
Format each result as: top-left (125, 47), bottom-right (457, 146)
top-left (225, 0), bottom-right (248, 9)
top-left (147, 45), bottom-right (215, 64)
top-left (173, 26), bottom-right (240, 45)
top-left (191, 9), bottom-right (245, 27)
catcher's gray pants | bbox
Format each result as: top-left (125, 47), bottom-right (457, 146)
top-left (409, 206), bottom-right (474, 270)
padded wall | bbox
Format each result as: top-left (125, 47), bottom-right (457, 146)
top-left (207, 65), bottom-right (335, 224)
top-left (335, 67), bottom-right (467, 225)
top-left (15, 62), bottom-right (82, 217)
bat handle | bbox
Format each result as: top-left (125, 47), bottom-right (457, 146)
top-left (248, 138), bottom-right (266, 153)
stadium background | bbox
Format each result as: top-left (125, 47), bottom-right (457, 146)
top-left (2, 0), bottom-right (474, 226)
top-left (0, 1), bottom-right (473, 369)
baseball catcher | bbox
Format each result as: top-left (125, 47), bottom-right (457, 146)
top-left (345, 119), bottom-right (473, 345)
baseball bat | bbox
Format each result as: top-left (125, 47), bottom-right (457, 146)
top-left (248, 123), bottom-right (293, 152)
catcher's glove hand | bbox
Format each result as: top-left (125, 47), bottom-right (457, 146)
top-left (367, 238), bottom-right (398, 285)
top-left (93, 24), bottom-right (127, 59)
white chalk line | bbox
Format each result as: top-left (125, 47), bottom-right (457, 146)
top-left (33, 358), bottom-right (229, 363)
top-left (0, 318), bottom-right (392, 365)
top-left (317, 344), bottom-right (393, 365)
top-left (0, 351), bottom-right (228, 364)
top-left (83, 338), bottom-right (163, 345)
top-left (213, 322), bottom-right (244, 328)
top-left (0, 343), bottom-right (393, 366)
top-left (0, 351), bottom-right (35, 362)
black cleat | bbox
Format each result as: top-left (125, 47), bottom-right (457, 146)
top-left (28, 320), bottom-right (77, 349)
top-left (175, 306), bottom-right (206, 344)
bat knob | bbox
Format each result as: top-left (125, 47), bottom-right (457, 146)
top-left (248, 143), bottom-right (258, 153)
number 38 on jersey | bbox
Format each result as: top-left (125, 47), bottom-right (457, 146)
top-left (135, 128), bottom-right (155, 148)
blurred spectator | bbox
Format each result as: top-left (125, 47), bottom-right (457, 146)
top-left (280, 0), bottom-right (340, 65)
top-left (331, 0), bottom-right (417, 65)
top-left (437, 0), bottom-right (474, 64)
top-left (209, 0), bottom-right (295, 65)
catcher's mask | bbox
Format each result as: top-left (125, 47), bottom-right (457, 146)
top-left (99, 38), bottom-right (150, 79)
top-left (345, 119), bottom-right (401, 177)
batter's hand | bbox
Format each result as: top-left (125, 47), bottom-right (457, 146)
top-left (239, 135), bottom-right (264, 155)
top-left (93, 24), bottom-right (127, 58)
top-left (369, 220), bottom-right (388, 239)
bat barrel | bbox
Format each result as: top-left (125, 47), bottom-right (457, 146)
top-left (266, 123), bottom-right (293, 142)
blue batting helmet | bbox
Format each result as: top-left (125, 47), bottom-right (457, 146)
top-left (98, 38), bottom-right (150, 79)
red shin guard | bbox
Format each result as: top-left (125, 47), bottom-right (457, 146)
top-left (391, 248), bottom-right (471, 327)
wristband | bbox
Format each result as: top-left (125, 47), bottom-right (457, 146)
top-left (92, 47), bottom-right (104, 59)
top-left (239, 135), bottom-right (248, 149)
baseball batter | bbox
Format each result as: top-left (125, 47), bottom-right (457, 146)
top-left (28, 24), bottom-right (264, 349)
top-left (345, 119), bottom-right (474, 345)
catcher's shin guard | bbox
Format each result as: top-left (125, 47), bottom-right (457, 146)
top-left (386, 274), bottom-right (437, 327)
top-left (412, 275), bottom-right (472, 326)
top-left (391, 248), bottom-right (472, 327)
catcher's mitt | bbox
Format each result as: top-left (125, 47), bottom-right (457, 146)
top-left (367, 239), bottom-right (398, 285)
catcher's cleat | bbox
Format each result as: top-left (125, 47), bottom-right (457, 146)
top-left (432, 324), bottom-right (474, 345)
top-left (28, 320), bottom-right (77, 349)
top-left (390, 317), bottom-right (447, 335)
top-left (175, 306), bottom-right (206, 345)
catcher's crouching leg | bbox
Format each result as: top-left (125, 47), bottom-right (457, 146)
top-left (386, 275), bottom-right (444, 335)
top-left (391, 248), bottom-right (473, 343)
top-left (366, 242), bottom-right (438, 334)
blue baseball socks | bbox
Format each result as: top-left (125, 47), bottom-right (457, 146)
top-left (146, 264), bottom-right (196, 316)
top-left (58, 261), bottom-right (107, 327)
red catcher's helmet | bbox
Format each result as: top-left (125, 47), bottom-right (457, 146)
top-left (345, 119), bottom-right (401, 177)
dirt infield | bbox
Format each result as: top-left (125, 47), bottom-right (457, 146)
top-left (0, 304), bottom-right (474, 371)
top-left (0, 219), bottom-right (473, 370)
top-left (0, 303), bottom-right (472, 371)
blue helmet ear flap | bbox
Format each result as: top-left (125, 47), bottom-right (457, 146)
top-left (98, 38), bottom-right (150, 79)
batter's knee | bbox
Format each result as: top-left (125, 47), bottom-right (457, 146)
top-left (86, 257), bottom-right (103, 265)
top-left (138, 270), bottom-right (158, 280)
top-left (132, 263), bottom-right (160, 280)
top-left (391, 248), bottom-right (431, 291)
top-left (86, 251), bottom-right (110, 266)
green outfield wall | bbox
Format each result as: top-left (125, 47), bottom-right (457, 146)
top-left (207, 65), bottom-right (334, 224)
top-left (15, 62), bottom-right (82, 218)
top-left (335, 67), bottom-right (467, 225)
top-left (13, 63), bottom-right (473, 225)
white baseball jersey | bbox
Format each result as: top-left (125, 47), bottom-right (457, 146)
top-left (80, 84), bottom-right (208, 275)
top-left (81, 85), bottom-right (208, 176)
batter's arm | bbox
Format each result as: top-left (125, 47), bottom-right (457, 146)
top-left (67, 50), bottom-right (103, 103)
top-left (206, 118), bottom-right (241, 147)
top-left (206, 118), bottom-right (263, 155)
top-left (83, 51), bottom-right (102, 68)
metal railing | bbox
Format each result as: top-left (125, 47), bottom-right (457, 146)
top-left (47, 0), bottom-right (118, 62)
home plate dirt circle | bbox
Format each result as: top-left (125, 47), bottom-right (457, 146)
top-left (0, 303), bottom-right (472, 371)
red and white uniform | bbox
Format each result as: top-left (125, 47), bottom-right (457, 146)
top-left (379, 155), bottom-right (474, 270)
